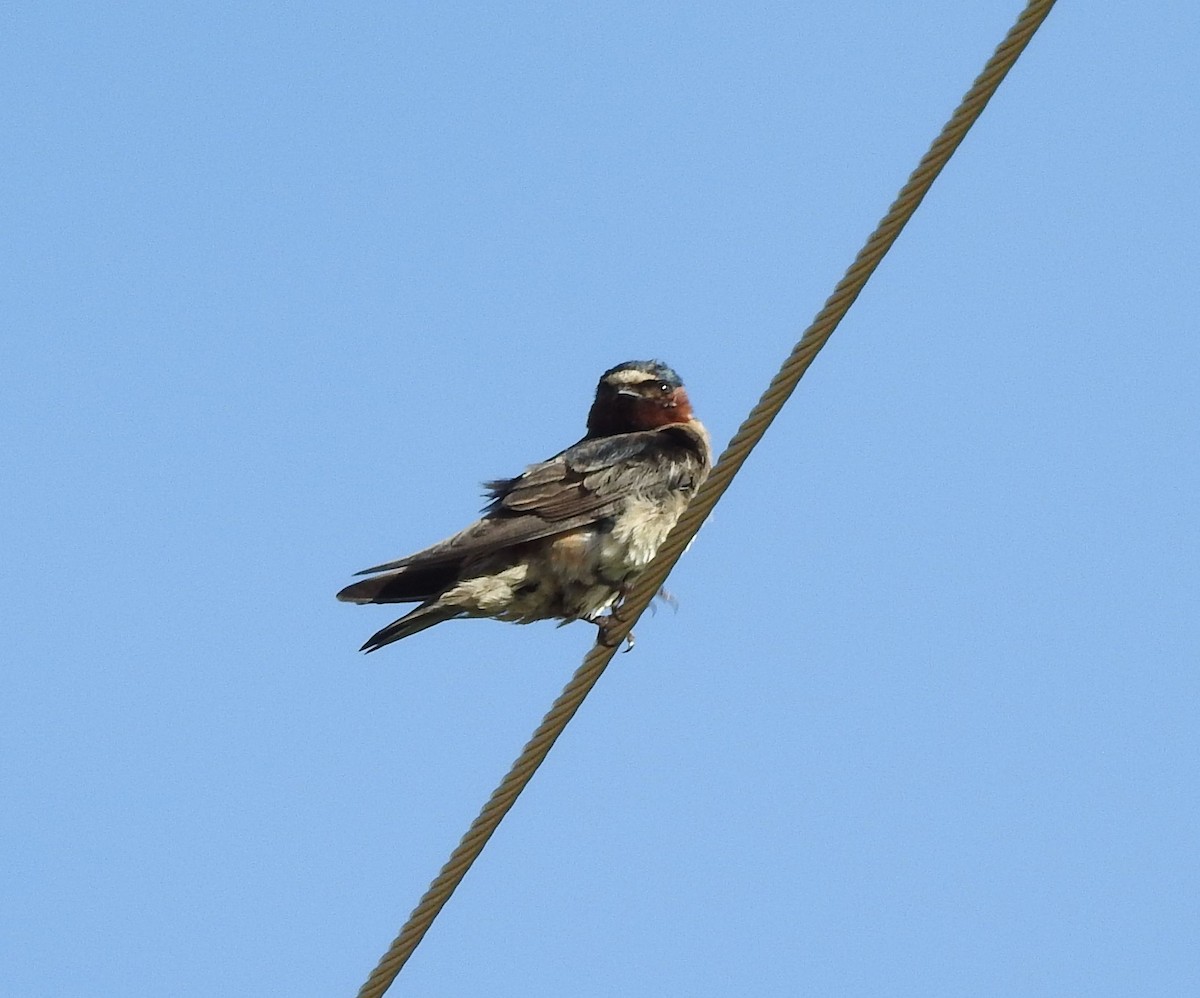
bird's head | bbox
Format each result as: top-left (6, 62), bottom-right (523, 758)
top-left (586, 360), bottom-right (696, 437)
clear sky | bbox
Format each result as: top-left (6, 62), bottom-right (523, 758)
top-left (4, 2), bottom-right (1198, 995)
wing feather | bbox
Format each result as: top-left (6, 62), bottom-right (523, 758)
top-left (352, 423), bottom-right (710, 581)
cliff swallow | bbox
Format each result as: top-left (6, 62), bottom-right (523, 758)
top-left (337, 360), bottom-right (712, 652)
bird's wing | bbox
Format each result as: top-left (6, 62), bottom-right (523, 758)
top-left (351, 424), bottom-right (709, 578)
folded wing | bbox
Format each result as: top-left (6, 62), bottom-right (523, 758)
top-left (337, 423), bottom-right (709, 605)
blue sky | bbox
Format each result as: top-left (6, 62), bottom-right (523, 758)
top-left (4, 2), bottom-right (1198, 995)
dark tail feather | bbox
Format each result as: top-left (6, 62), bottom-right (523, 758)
top-left (337, 563), bottom-right (460, 605)
top-left (360, 603), bottom-right (462, 653)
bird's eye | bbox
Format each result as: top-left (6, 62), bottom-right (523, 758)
top-left (657, 382), bottom-right (672, 394)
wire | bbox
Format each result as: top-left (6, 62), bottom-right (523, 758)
top-left (356, 2), bottom-right (1058, 993)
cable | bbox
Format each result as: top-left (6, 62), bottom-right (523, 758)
top-left (356, 2), bottom-right (1058, 993)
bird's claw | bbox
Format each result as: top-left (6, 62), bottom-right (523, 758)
top-left (649, 586), bottom-right (679, 615)
top-left (596, 613), bottom-right (636, 652)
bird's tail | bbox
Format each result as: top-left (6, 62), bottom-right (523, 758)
top-left (336, 563), bottom-right (459, 605)
top-left (359, 603), bottom-right (462, 653)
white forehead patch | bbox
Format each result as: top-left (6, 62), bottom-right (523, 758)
top-left (605, 368), bottom-right (655, 387)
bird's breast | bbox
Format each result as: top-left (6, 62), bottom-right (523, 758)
top-left (516, 494), bottom-right (691, 624)
top-left (598, 494), bottom-right (690, 580)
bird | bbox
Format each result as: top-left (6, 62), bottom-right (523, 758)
top-left (337, 359), bottom-right (712, 653)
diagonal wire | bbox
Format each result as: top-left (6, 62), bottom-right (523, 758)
top-left (356, 2), bottom-right (1058, 994)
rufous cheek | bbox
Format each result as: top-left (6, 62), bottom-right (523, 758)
top-left (668, 389), bottom-right (694, 422)
top-left (633, 394), bottom-right (694, 428)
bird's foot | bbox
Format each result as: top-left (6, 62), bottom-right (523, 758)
top-left (595, 613), bottom-right (636, 653)
top-left (649, 586), bottom-right (679, 615)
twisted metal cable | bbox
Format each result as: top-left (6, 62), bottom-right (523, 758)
top-left (357, 2), bottom-right (1057, 993)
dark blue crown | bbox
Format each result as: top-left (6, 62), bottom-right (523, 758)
top-left (602, 359), bottom-right (682, 388)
